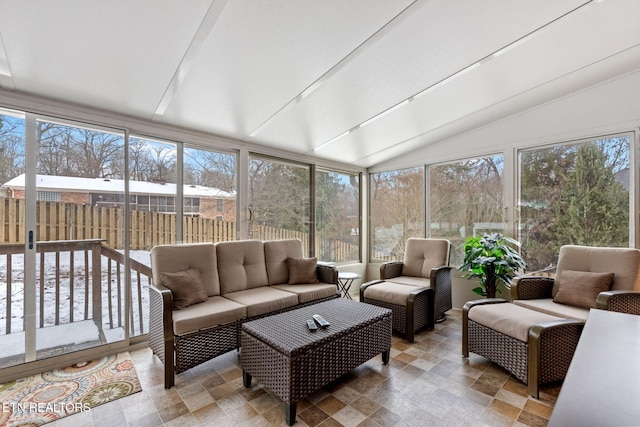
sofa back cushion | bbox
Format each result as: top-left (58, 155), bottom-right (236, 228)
top-left (401, 238), bottom-right (450, 278)
top-left (264, 239), bottom-right (304, 285)
top-left (217, 240), bottom-right (268, 293)
top-left (554, 245), bottom-right (640, 296)
top-left (151, 243), bottom-right (220, 297)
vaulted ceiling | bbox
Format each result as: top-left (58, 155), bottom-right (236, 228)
top-left (0, 0), bottom-right (639, 168)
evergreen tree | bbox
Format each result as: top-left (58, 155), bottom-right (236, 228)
top-left (555, 142), bottom-right (628, 246)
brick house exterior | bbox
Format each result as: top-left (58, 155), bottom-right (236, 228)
top-left (3, 174), bottom-right (236, 221)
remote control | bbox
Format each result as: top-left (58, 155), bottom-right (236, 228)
top-left (312, 314), bottom-right (330, 327)
top-left (306, 319), bottom-right (318, 331)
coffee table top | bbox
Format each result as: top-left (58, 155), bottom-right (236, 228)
top-left (241, 299), bottom-right (391, 356)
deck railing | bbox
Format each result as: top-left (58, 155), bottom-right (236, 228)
top-left (0, 239), bottom-right (151, 340)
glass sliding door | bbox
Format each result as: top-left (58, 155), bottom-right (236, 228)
top-left (34, 117), bottom-right (127, 358)
top-left (0, 112), bottom-right (129, 368)
top-left (0, 108), bottom-right (27, 367)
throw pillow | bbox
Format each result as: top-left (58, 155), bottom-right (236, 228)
top-left (287, 257), bottom-right (320, 285)
top-left (161, 268), bottom-right (208, 310)
top-left (553, 270), bottom-right (614, 309)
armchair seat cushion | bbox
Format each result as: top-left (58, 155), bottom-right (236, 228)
top-left (173, 296), bottom-right (247, 335)
top-left (385, 276), bottom-right (431, 288)
top-left (468, 303), bottom-right (562, 342)
top-left (224, 287), bottom-right (299, 318)
top-left (271, 284), bottom-right (338, 304)
top-left (513, 299), bottom-right (589, 322)
top-left (363, 282), bottom-right (422, 307)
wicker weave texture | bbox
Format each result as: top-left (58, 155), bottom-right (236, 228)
top-left (433, 267), bottom-right (452, 319)
top-left (362, 290), bottom-right (429, 336)
top-left (148, 287), bottom-right (167, 364)
top-left (468, 320), bottom-right (528, 383)
top-left (240, 299), bottom-right (392, 403)
top-left (381, 262), bottom-right (403, 279)
top-left (468, 319), bottom-right (582, 387)
top-left (515, 277), bottom-right (554, 299)
top-left (175, 322), bottom-right (240, 374)
top-left (538, 323), bottom-right (583, 384)
top-left (602, 294), bottom-right (640, 315)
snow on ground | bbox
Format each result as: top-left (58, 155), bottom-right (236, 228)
top-left (0, 250), bottom-right (152, 337)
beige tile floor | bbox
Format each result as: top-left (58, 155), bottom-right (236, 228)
top-left (51, 309), bottom-right (560, 426)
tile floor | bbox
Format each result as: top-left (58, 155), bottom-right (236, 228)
top-left (50, 309), bottom-right (560, 426)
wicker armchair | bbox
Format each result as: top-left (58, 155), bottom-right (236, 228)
top-left (360, 238), bottom-right (452, 342)
top-left (511, 245), bottom-right (640, 319)
top-left (464, 245), bottom-right (640, 397)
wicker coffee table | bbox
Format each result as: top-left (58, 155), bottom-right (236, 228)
top-left (240, 298), bottom-right (392, 426)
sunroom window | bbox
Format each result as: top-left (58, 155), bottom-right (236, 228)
top-left (519, 134), bottom-right (631, 272)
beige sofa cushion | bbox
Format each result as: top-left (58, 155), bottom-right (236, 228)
top-left (553, 270), bottom-right (614, 309)
top-left (271, 284), bottom-right (337, 304)
top-left (553, 245), bottom-right (640, 296)
top-left (264, 239), bottom-right (304, 285)
top-left (223, 287), bottom-right (298, 318)
top-left (363, 281), bottom-right (422, 307)
top-left (287, 257), bottom-right (319, 284)
top-left (513, 299), bottom-right (589, 322)
top-left (161, 268), bottom-right (208, 310)
top-left (172, 296), bottom-right (247, 335)
top-left (386, 276), bottom-right (430, 288)
top-left (401, 238), bottom-right (450, 278)
top-left (469, 303), bottom-right (562, 342)
top-left (217, 240), bottom-right (268, 293)
top-left (151, 243), bottom-right (220, 297)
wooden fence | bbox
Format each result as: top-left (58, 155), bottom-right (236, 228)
top-left (0, 199), bottom-right (236, 249)
top-left (0, 199), bottom-right (358, 260)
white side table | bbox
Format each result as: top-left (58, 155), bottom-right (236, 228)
top-left (337, 272), bottom-right (361, 300)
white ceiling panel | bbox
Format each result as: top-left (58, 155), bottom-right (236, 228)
top-left (313, 0), bottom-right (640, 164)
top-left (251, 0), bottom-right (590, 152)
top-left (159, 0), bottom-right (413, 139)
top-left (0, 0), bottom-right (213, 117)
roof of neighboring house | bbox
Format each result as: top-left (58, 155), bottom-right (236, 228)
top-left (2, 174), bottom-right (236, 198)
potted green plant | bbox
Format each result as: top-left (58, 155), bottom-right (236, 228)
top-left (459, 233), bottom-right (527, 298)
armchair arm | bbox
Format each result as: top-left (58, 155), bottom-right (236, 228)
top-left (430, 266), bottom-right (453, 319)
top-left (359, 279), bottom-right (385, 302)
top-left (316, 263), bottom-right (339, 285)
top-left (595, 290), bottom-right (640, 315)
top-left (462, 298), bottom-right (508, 357)
top-left (380, 261), bottom-right (403, 280)
top-left (148, 283), bottom-right (176, 387)
top-left (511, 276), bottom-right (554, 300)
top-left (528, 319), bottom-right (584, 398)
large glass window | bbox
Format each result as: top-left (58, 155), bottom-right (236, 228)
top-left (316, 169), bottom-right (360, 263)
top-left (430, 156), bottom-right (504, 266)
top-left (370, 167), bottom-right (424, 261)
top-left (519, 134), bottom-right (630, 272)
top-left (184, 147), bottom-right (237, 242)
top-left (248, 156), bottom-right (310, 254)
top-left (129, 136), bottom-right (177, 249)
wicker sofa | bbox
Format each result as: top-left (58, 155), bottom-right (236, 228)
top-left (149, 238), bottom-right (339, 388)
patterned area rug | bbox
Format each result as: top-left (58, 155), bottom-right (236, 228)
top-left (0, 352), bottom-right (141, 426)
